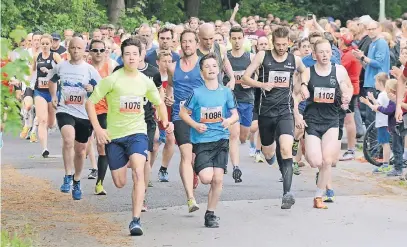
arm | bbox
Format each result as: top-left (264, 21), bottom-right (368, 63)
top-left (296, 56), bottom-right (310, 88)
top-left (165, 64), bottom-right (175, 106)
top-left (221, 45), bottom-right (235, 89)
top-left (53, 53), bottom-right (62, 64)
top-left (337, 65), bottom-right (353, 103)
top-left (362, 41), bottom-right (387, 69)
top-left (242, 51), bottom-right (266, 88)
top-left (377, 101), bottom-right (396, 115)
top-left (229, 3), bottom-right (239, 24)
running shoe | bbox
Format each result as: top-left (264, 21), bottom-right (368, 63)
top-left (148, 180), bottom-right (153, 187)
top-left (292, 140), bottom-right (299, 156)
top-left (20, 126), bottom-right (30, 139)
top-left (255, 152), bottom-right (265, 163)
top-left (129, 218), bottom-right (143, 236)
top-left (324, 189), bottom-right (335, 203)
top-left (87, 169), bottom-right (97, 179)
top-left (232, 166), bottom-right (242, 183)
top-left (142, 200), bottom-right (148, 212)
top-left (187, 198), bottom-right (199, 213)
top-left (72, 181), bottom-right (82, 200)
top-left (372, 165), bottom-right (392, 173)
top-left (340, 150), bottom-right (355, 161)
top-left (204, 213), bottom-right (220, 228)
top-left (387, 169), bottom-right (402, 177)
top-left (29, 132), bottom-right (37, 143)
top-left (278, 177), bottom-right (283, 182)
top-left (95, 181), bottom-right (107, 195)
top-left (60, 175), bottom-right (73, 193)
top-left (249, 147), bottom-right (256, 157)
top-left (293, 162), bottom-right (301, 175)
top-left (193, 172), bottom-right (199, 189)
top-left (281, 192), bottom-right (295, 209)
top-left (313, 197), bottom-right (328, 209)
top-left (42, 149), bottom-right (49, 158)
top-left (158, 169), bottom-right (169, 182)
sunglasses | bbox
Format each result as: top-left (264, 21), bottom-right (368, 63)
top-left (90, 48), bottom-right (106, 53)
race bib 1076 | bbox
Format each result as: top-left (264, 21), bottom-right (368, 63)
top-left (120, 96), bottom-right (142, 113)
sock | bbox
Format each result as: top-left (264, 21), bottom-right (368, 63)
top-left (233, 165), bottom-right (239, 169)
top-left (315, 188), bottom-right (325, 198)
top-left (280, 158), bottom-right (293, 195)
top-left (159, 166), bottom-right (167, 171)
top-left (96, 155), bottom-right (108, 185)
top-left (348, 148), bottom-right (355, 153)
top-left (73, 178), bottom-right (80, 184)
top-left (133, 217), bottom-right (140, 222)
top-left (31, 117), bottom-right (38, 133)
top-left (255, 149), bottom-right (261, 154)
top-left (382, 162), bottom-right (389, 167)
top-left (205, 210), bottom-right (214, 216)
top-left (250, 141), bottom-right (255, 149)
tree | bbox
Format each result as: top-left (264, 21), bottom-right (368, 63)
top-left (107, 0), bottom-right (125, 24)
top-left (184, 0), bottom-right (201, 18)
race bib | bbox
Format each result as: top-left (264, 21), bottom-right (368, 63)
top-left (120, 96), bottom-right (142, 113)
top-left (38, 77), bottom-right (49, 89)
top-left (200, 106), bottom-right (223, 123)
top-left (65, 88), bottom-right (85, 105)
top-left (234, 70), bottom-right (245, 83)
top-left (314, 87), bottom-right (335, 103)
top-left (268, 71), bottom-right (290, 88)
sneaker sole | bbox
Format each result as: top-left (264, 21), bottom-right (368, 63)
top-left (204, 223), bottom-right (219, 228)
top-left (281, 194), bottom-right (296, 209)
top-left (95, 191), bottom-right (107, 195)
top-left (88, 176), bottom-right (96, 179)
top-left (130, 227), bottom-right (143, 236)
top-left (42, 150), bottom-right (49, 158)
top-left (232, 170), bottom-right (243, 183)
top-left (323, 197), bottom-right (334, 203)
top-left (189, 205), bottom-right (199, 213)
top-left (60, 189), bottom-right (70, 193)
top-left (158, 179), bottom-right (169, 182)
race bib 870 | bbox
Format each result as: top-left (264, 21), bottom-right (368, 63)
top-left (65, 88), bottom-right (85, 105)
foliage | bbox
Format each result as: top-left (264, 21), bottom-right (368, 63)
top-left (1, 28), bottom-right (31, 134)
top-left (1, 230), bottom-right (33, 247)
top-left (116, 2), bottom-right (156, 32)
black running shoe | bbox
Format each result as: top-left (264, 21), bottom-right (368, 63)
top-left (281, 192), bottom-right (296, 209)
top-left (204, 213), bottom-right (220, 228)
top-left (42, 149), bottom-right (49, 158)
top-left (88, 169), bottom-right (97, 179)
top-left (232, 166), bottom-right (242, 183)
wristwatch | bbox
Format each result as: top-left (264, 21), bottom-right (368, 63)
top-left (301, 82), bottom-right (308, 87)
top-left (361, 56), bottom-right (365, 62)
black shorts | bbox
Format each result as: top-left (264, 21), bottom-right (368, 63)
top-left (338, 109), bottom-right (346, 140)
top-left (258, 114), bottom-right (294, 146)
top-left (24, 88), bottom-right (34, 98)
top-left (174, 120), bottom-right (190, 146)
top-left (252, 112), bottom-right (258, 121)
top-left (348, 95), bottom-right (358, 113)
top-left (56, 112), bottom-right (92, 143)
top-left (97, 113), bottom-right (107, 129)
top-left (146, 120), bottom-right (157, 152)
top-left (192, 139), bottom-right (229, 175)
top-left (305, 121), bottom-right (338, 139)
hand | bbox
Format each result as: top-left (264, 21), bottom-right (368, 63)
top-left (9, 78), bottom-right (20, 86)
top-left (367, 92), bottom-right (375, 101)
top-left (163, 121), bottom-right (174, 134)
top-left (300, 84), bottom-right (310, 100)
top-left (359, 96), bottom-right (369, 105)
top-left (51, 96), bottom-right (58, 109)
top-left (395, 105), bottom-right (403, 123)
top-left (84, 84), bottom-right (93, 93)
top-left (399, 55), bottom-right (407, 65)
top-left (234, 3), bottom-right (239, 12)
top-left (390, 66), bottom-right (402, 79)
top-left (261, 82), bottom-right (274, 91)
top-left (341, 93), bottom-right (351, 104)
top-left (95, 128), bottom-right (111, 145)
top-left (294, 114), bottom-right (307, 129)
top-left (341, 104), bottom-right (349, 111)
top-left (194, 123), bottom-right (207, 133)
top-left (371, 105), bottom-right (379, 112)
top-left (352, 49), bottom-right (364, 59)
top-left (164, 95), bottom-right (174, 106)
top-left (388, 92), bottom-right (396, 102)
top-left (226, 77), bottom-right (236, 90)
top-left (221, 117), bottom-right (232, 129)
top-left (40, 67), bottom-right (49, 74)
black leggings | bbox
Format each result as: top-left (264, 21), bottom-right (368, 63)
top-left (276, 140), bottom-right (293, 195)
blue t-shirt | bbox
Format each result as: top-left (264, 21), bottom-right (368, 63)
top-left (184, 84), bottom-right (236, 144)
top-left (145, 50), bottom-right (180, 68)
top-left (364, 38), bottom-right (390, 88)
top-left (302, 45), bottom-right (341, 68)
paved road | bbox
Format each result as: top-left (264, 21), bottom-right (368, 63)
top-left (2, 133), bottom-right (406, 247)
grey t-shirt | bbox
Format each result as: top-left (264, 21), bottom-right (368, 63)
top-left (50, 61), bottom-right (101, 119)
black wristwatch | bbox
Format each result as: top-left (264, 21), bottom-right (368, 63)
top-left (301, 82), bottom-right (308, 87)
top-left (361, 56), bottom-right (365, 62)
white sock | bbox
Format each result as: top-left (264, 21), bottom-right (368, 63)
top-left (315, 188), bottom-right (325, 198)
top-left (404, 148), bottom-right (407, 159)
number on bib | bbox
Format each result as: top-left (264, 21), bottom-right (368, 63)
top-left (268, 71), bottom-right (290, 88)
top-left (65, 89), bottom-right (85, 105)
top-left (38, 77), bottom-right (49, 89)
top-left (200, 106), bottom-right (223, 123)
top-left (120, 96), bottom-right (142, 113)
top-left (314, 87), bottom-right (335, 103)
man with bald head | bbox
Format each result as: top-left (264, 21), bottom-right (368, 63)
top-left (197, 23), bottom-right (235, 87)
top-left (49, 37), bottom-right (102, 200)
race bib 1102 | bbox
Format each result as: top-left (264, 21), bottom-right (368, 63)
top-left (314, 87), bottom-right (335, 103)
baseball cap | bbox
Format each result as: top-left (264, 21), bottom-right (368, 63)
top-left (339, 33), bottom-right (353, 46)
top-left (51, 32), bottom-right (61, 40)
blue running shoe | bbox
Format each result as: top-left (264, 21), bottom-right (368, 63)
top-left (129, 217), bottom-right (143, 236)
top-left (60, 175), bottom-right (73, 193)
top-left (72, 180), bottom-right (82, 200)
top-left (158, 169), bottom-right (169, 182)
top-left (324, 189), bottom-right (335, 203)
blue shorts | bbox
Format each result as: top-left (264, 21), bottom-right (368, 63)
top-left (106, 133), bottom-right (149, 170)
top-left (237, 102), bottom-right (254, 127)
top-left (377, 127), bottom-right (390, 144)
top-left (34, 90), bottom-right (52, 103)
top-left (159, 129), bottom-right (166, 144)
top-left (299, 101), bottom-right (307, 115)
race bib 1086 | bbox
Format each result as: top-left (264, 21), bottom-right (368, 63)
top-left (200, 106), bottom-right (223, 123)
top-left (120, 96), bottom-right (142, 113)
top-left (314, 87), bottom-right (335, 103)
top-left (268, 71), bottom-right (290, 88)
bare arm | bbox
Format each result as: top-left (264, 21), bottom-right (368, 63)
top-left (229, 3), bottom-right (239, 24)
top-left (242, 51), bottom-right (266, 88)
top-left (53, 53), bottom-right (62, 64)
top-left (179, 106), bottom-right (198, 129)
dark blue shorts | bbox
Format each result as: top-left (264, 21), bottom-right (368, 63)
top-left (237, 102), bottom-right (254, 127)
top-left (106, 133), bottom-right (149, 170)
top-left (34, 90), bottom-right (52, 103)
top-left (159, 129), bottom-right (166, 144)
top-left (377, 127), bottom-right (390, 144)
top-left (299, 101), bottom-right (307, 115)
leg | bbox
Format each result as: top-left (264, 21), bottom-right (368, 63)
top-left (150, 126), bottom-right (160, 168)
top-left (229, 122), bottom-right (240, 168)
top-left (61, 125), bottom-right (75, 175)
top-left (34, 96), bottom-right (49, 152)
top-left (207, 168), bottom-right (224, 211)
top-left (179, 144), bottom-right (194, 199)
top-left (162, 132), bottom-right (175, 168)
top-left (239, 125), bottom-right (250, 144)
top-left (144, 152), bottom-right (152, 188)
top-left (278, 134), bottom-right (294, 195)
top-left (73, 141), bottom-right (87, 181)
top-left (130, 153), bottom-right (148, 218)
top-left (86, 133), bottom-right (98, 170)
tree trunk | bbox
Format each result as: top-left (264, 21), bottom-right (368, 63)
top-left (126, 0), bottom-right (138, 8)
top-left (184, 0), bottom-right (200, 18)
top-left (108, 0), bottom-right (125, 24)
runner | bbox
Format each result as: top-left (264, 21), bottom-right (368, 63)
top-left (88, 39), bottom-right (114, 194)
top-left (145, 27), bottom-right (180, 68)
top-left (165, 29), bottom-right (204, 213)
top-left (180, 53), bottom-right (238, 228)
top-left (224, 26), bottom-right (255, 182)
top-left (48, 37), bottom-right (102, 200)
top-left (302, 39), bottom-right (352, 209)
top-left (32, 33), bottom-right (62, 157)
top-left (85, 37), bottom-right (172, 236)
top-left (242, 26), bottom-right (309, 209)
